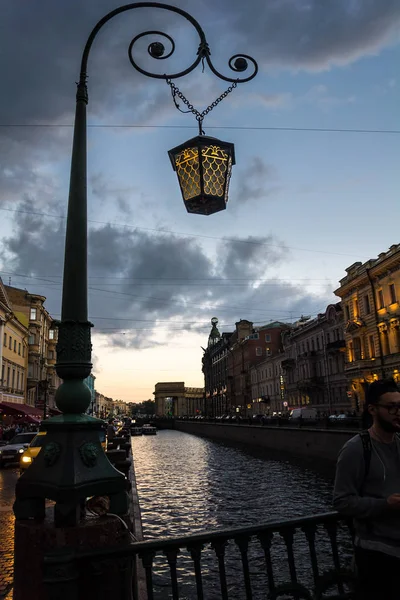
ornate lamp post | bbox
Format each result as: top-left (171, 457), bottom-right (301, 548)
top-left (14, 2), bottom-right (257, 527)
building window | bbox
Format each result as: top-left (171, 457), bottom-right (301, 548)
top-left (17, 372), bottom-right (20, 390)
top-left (265, 334), bottom-right (271, 342)
top-left (21, 373), bottom-right (24, 388)
top-left (49, 329), bottom-right (55, 340)
top-left (354, 298), bottom-right (359, 317)
top-left (28, 334), bottom-right (35, 345)
top-left (7, 367), bottom-right (10, 386)
top-left (311, 338), bottom-right (315, 351)
top-left (256, 347), bottom-right (262, 356)
top-left (49, 350), bottom-right (54, 359)
top-left (345, 305), bottom-right (350, 320)
top-left (18, 343), bottom-right (21, 355)
top-left (353, 337), bottom-right (362, 361)
top-left (13, 339), bottom-right (16, 352)
top-left (9, 337), bottom-right (12, 349)
top-left (369, 335), bottom-right (375, 358)
top-left (22, 346), bottom-right (25, 358)
top-left (326, 333), bottom-right (330, 344)
top-left (377, 289), bottom-right (384, 309)
top-left (3, 333), bottom-right (6, 347)
top-left (12, 369), bottom-right (15, 388)
top-left (1, 364), bottom-right (4, 385)
top-left (389, 284), bottom-right (397, 305)
top-left (30, 308), bottom-right (37, 321)
top-left (364, 294), bottom-right (371, 315)
top-left (348, 342), bottom-right (354, 362)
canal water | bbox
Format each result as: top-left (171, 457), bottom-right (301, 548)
top-left (132, 430), bottom-right (351, 599)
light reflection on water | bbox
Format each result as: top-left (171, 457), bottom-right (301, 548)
top-left (132, 430), bottom-right (348, 599)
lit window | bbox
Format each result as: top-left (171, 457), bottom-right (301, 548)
top-left (377, 289), bottom-right (384, 309)
top-left (266, 348), bottom-right (271, 356)
top-left (49, 350), bottom-right (54, 359)
top-left (389, 284), bottom-right (397, 305)
top-left (30, 308), bottom-right (37, 321)
top-left (265, 334), bottom-right (271, 342)
top-left (49, 329), bottom-right (55, 340)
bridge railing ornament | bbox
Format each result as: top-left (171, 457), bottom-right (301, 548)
top-left (44, 511), bottom-right (356, 599)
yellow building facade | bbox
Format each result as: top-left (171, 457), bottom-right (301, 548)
top-left (0, 278), bottom-right (29, 405)
top-left (5, 285), bottom-right (60, 410)
top-left (335, 244), bottom-right (400, 410)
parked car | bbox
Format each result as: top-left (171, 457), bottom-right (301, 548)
top-left (20, 431), bottom-right (47, 471)
top-left (0, 432), bottom-right (38, 468)
top-left (289, 408), bottom-right (318, 421)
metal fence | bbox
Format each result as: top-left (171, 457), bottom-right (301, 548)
top-left (44, 511), bottom-right (355, 600)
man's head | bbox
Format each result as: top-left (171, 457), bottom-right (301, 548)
top-left (366, 378), bottom-right (400, 432)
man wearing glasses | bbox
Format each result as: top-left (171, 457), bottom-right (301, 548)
top-left (333, 378), bottom-right (400, 599)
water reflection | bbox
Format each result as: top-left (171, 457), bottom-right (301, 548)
top-left (132, 430), bottom-right (343, 599)
top-left (132, 430), bottom-right (333, 538)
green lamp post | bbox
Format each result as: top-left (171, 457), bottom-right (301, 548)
top-left (14, 2), bottom-right (257, 527)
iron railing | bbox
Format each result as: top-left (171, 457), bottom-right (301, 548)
top-left (44, 511), bottom-right (355, 600)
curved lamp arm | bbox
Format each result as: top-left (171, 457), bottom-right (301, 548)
top-left (56, 3), bottom-right (257, 414)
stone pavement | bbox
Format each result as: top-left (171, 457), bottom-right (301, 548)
top-left (0, 467), bottom-right (18, 600)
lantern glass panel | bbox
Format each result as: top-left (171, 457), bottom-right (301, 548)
top-left (201, 144), bottom-right (230, 197)
top-left (174, 146), bottom-right (201, 201)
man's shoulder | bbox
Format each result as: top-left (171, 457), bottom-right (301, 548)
top-left (340, 433), bottom-right (364, 455)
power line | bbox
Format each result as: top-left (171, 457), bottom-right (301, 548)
top-left (0, 270), bottom-right (339, 283)
top-left (0, 206), bottom-right (369, 259)
top-left (0, 123), bottom-right (398, 134)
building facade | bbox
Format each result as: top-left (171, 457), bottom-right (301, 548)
top-left (281, 305), bottom-right (348, 414)
top-left (84, 373), bottom-right (96, 415)
top-left (227, 320), bottom-right (289, 417)
top-left (0, 279), bottom-right (28, 406)
top-left (5, 285), bottom-right (60, 411)
top-left (202, 318), bottom-right (232, 417)
top-left (250, 353), bottom-right (286, 415)
top-left (154, 382), bottom-right (204, 417)
top-left (334, 244), bottom-right (400, 410)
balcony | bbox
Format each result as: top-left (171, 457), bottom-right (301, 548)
top-left (27, 375), bottom-right (39, 388)
top-left (326, 340), bottom-right (346, 353)
top-left (282, 358), bottom-right (295, 370)
top-left (28, 343), bottom-right (40, 355)
top-left (47, 355), bottom-right (56, 366)
top-left (345, 357), bottom-right (378, 372)
top-left (43, 511), bottom-right (355, 599)
top-left (298, 377), bottom-right (324, 391)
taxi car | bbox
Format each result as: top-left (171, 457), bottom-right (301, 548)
top-left (20, 428), bottom-right (107, 471)
top-left (20, 431), bottom-right (46, 471)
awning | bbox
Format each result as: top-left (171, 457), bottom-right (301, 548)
top-left (0, 401), bottom-right (43, 420)
top-left (48, 407), bottom-right (62, 416)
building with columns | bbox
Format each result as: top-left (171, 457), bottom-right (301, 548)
top-left (334, 244), bottom-right (400, 410)
top-left (154, 382), bottom-right (204, 417)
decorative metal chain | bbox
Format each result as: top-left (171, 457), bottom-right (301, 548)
top-left (166, 78), bottom-right (238, 134)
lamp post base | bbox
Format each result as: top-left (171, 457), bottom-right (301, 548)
top-left (14, 414), bottom-right (128, 527)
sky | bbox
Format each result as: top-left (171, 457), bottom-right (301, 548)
top-left (0, 0), bottom-right (399, 403)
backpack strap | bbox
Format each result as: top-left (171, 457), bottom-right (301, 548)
top-left (359, 430), bottom-right (372, 482)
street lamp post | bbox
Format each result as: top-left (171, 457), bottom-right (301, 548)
top-left (14, 3), bottom-right (257, 527)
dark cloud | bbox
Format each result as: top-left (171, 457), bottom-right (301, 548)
top-left (233, 157), bottom-right (281, 205)
top-left (0, 199), bottom-right (331, 348)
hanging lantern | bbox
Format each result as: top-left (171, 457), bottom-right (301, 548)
top-left (168, 135), bottom-right (235, 216)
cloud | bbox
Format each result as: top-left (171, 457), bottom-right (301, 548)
top-left (233, 157), bottom-right (281, 205)
top-left (0, 197), bottom-right (331, 349)
top-left (224, 0), bottom-right (400, 72)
